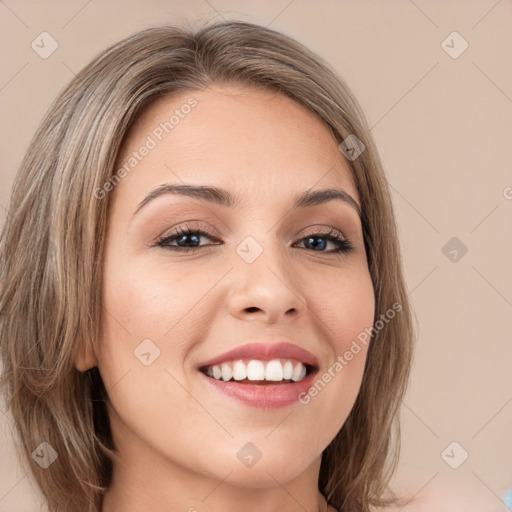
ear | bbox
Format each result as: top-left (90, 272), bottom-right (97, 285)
top-left (74, 339), bottom-right (98, 372)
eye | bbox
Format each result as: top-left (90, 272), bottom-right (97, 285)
top-left (155, 224), bottom-right (220, 253)
top-left (154, 224), bottom-right (354, 255)
top-left (293, 228), bottom-right (354, 255)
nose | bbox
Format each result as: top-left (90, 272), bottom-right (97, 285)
top-left (227, 241), bottom-right (305, 324)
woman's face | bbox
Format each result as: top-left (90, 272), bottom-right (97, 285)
top-left (95, 83), bottom-right (375, 489)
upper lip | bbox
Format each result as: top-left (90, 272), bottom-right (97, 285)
top-left (197, 340), bottom-right (319, 370)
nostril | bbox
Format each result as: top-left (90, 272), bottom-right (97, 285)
top-left (245, 307), bottom-right (259, 313)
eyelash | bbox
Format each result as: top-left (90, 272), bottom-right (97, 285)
top-left (154, 224), bottom-right (354, 256)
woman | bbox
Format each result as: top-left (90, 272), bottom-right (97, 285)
top-left (0, 20), bottom-right (415, 512)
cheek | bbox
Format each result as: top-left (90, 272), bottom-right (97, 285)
top-left (100, 254), bottom-right (214, 342)
top-left (294, 266), bottom-right (375, 439)
top-left (306, 262), bottom-right (376, 353)
top-left (97, 255), bottom-right (227, 392)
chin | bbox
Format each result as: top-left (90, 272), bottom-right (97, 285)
top-left (217, 462), bottom-right (312, 489)
top-left (197, 442), bottom-right (319, 489)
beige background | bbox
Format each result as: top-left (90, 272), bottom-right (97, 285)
top-left (1, 1), bottom-right (511, 510)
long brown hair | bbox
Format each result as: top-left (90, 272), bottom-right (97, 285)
top-left (0, 20), bottom-right (415, 512)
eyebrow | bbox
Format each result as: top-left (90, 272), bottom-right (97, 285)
top-left (133, 184), bottom-right (362, 218)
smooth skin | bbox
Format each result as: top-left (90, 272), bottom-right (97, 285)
top-left (78, 83), bottom-right (376, 512)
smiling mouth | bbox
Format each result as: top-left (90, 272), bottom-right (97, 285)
top-left (198, 358), bottom-right (317, 385)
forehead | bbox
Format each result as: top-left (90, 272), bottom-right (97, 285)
top-left (114, 83), bottom-right (359, 208)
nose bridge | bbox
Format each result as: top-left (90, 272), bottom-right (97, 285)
top-left (227, 230), bottom-right (304, 323)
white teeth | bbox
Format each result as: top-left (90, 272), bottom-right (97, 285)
top-left (232, 360), bottom-right (247, 381)
top-left (221, 363), bottom-right (232, 381)
top-left (204, 359), bottom-right (309, 383)
top-left (283, 361), bottom-right (293, 380)
top-left (265, 359), bottom-right (283, 381)
top-left (247, 360), bottom-right (265, 380)
top-left (212, 365), bottom-right (222, 380)
top-left (291, 362), bottom-right (306, 382)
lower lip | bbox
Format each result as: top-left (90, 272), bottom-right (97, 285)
top-left (199, 371), bottom-right (317, 409)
